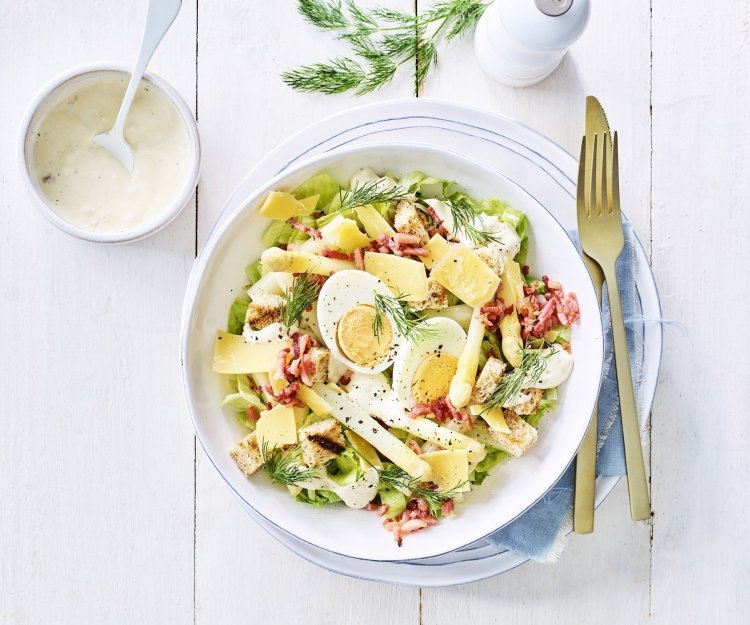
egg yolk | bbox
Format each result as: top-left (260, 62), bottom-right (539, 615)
top-left (337, 304), bottom-right (393, 367)
top-left (411, 353), bottom-right (459, 404)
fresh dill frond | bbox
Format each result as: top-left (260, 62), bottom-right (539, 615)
top-left (372, 292), bottom-right (441, 342)
top-left (261, 442), bottom-right (319, 486)
top-left (337, 179), bottom-right (408, 211)
top-left (298, 0), bottom-right (348, 29)
top-left (378, 464), bottom-right (466, 516)
top-left (285, 0), bottom-right (492, 96)
top-left (282, 272), bottom-right (321, 327)
top-left (483, 348), bottom-right (554, 413)
top-left (446, 197), bottom-right (502, 246)
top-left (281, 57), bottom-right (366, 95)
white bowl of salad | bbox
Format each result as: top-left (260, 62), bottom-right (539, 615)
top-left (181, 142), bottom-right (603, 562)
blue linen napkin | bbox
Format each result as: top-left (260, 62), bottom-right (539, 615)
top-left (485, 223), bottom-right (646, 561)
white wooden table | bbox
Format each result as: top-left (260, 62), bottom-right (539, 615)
top-left (2, 1), bottom-right (747, 623)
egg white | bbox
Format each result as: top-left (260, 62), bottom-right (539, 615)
top-left (391, 316), bottom-right (467, 408)
top-left (316, 270), bottom-right (403, 374)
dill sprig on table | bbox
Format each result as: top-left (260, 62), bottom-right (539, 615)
top-left (261, 442), bottom-right (319, 486)
top-left (446, 197), bottom-right (502, 246)
top-left (282, 272), bottom-right (321, 327)
top-left (337, 179), bottom-right (409, 212)
top-left (378, 464), bottom-right (465, 516)
top-left (372, 292), bottom-right (441, 342)
top-left (282, 0), bottom-right (493, 96)
top-left (482, 348), bottom-right (554, 413)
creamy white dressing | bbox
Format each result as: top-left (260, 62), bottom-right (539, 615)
top-left (424, 199), bottom-right (522, 258)
top-left (32, 76), bottom-right (191, 233)
top-left (529, 347), bottom-right (574, 389)
top-left (297, 467), bottom-right (380, 508)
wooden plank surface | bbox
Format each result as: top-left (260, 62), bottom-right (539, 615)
top-left (0, 1), bottom-right (197, 624)
top-left (2, 1), bottom-right (749, 623)
top-left (650, 2), bottom-right (750, 623)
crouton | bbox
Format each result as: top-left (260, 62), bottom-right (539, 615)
top-left (508, 388), bottom-right (544, 416)
top-left (230, 431), bottom-right (264, 477)
top-left (245, 289), bottom-right (284, 329)
top-left (470, 357), bottom-right (506, 405)
top-left (298, 418), bottom-right (346, 467)
top-left (485, 411), bottom-right (538, 457)
top-left (305, 347), bottom-right (330, 385)
top-left (475, 245), bottom-right (505, 277)
top-left (411, 278), bottom-right (449, 311)
top-left (394, 200), bottom-right (430, 245)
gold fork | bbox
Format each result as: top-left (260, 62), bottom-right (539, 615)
top-left (573, 136), bottom-right (604, 534)
top-left (578, 133), bottom-right (651, 522)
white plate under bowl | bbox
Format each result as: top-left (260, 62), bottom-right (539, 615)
top-left (181, 141), bottom-right (604, 562)
top-left (194, 99), bottom-right (662, 585)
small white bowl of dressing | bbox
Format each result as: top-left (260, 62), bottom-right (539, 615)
top-left (19, 64), bottom-right (200, 243)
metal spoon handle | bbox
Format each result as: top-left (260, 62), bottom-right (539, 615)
top-left (111, 0), bottom-right (182, 135)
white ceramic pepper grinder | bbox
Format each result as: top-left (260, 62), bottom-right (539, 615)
top-left (474, 0), bottom-right (591, 87)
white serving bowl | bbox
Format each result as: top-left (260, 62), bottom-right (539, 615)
top-left (181, 142), bottom-right (603, 562)
top-left (19, 65), bottom-right (201, 244)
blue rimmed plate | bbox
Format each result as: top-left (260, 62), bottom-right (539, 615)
top-left (189, 99), bottom-right (662, 585)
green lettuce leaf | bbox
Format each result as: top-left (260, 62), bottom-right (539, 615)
top-left (261, 216), bottom-right (317, 247)
top-left (227, 297), bottom-right (249, 335)
top-left (292, 173), bottom-right (341, 211)
top-left (378, 484), bottom-right (407, 518)
top-left (221, 375), bottom-right (265, 428)
top-left (328, 447), bottom-right (363, 485)
top-left (398, 170), bottom-right (455, 199)
top-left (470, 448), bottom-right (509, 485)
top-left (245, 261), bottom-right (262, 286)
top-left (296, 489), bottom-right (342, 507)
top-left (525, 388), bottom-right (559, 428)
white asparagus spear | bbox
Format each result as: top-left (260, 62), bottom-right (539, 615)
top-left (313, 383), bottom-right (433, 482)
top-left (449, 306), bottom-right (486, 408)
top-left (261, 248), bottom-right (354, 275)
top-left (345, 373), bottom-right (486, 464)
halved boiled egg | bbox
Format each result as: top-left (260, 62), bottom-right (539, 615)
top-left (392, 317), bottom-right (467, 408)
top-left (317, 270), bottom-right (403, 374)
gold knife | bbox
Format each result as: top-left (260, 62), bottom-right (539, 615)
top-left (573, 97), bottom-right (608, 534)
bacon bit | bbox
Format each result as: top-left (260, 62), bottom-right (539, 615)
top-left (522, 265), bottom-right (530, 276)
top-left (245, 406), bottom-right (260, 422)
top-left (407, 439), bottom-right (424, 455)
top-left (377, 504), bottom-right (389, 517)
top-left (374, 233), bottom-right (428, 259)
top-left (441, 500), bottom-right (455, 516)
top-left (393, 232), bottom-right (422, 246)
top-left (409, 403), bottom-right (433, 419)
top-left (366, 503), bottom-right (378, 511)
top-left (263, 381), bottom-right (304, 407)
top-left (423, 204), bottom-right (442, 225)
top-left (429, 397), bottom-right (472, 428)
top-left (561, 342), bottom-right (572, 353)
top-left (353, 247), bottom-right (365, 271)
top-left (479, 298), bottom-right (511, 330)
top-left (322, 247), bottom-right (354, 261)
top-left (287, 218), bottom-right (322, 239)
top-left (338, 369), bottom-right (354, 386)
top-left (516, 275), bottom-right (580, 339)
top-left (400, 519), bottom-right (428, 532)
top-left (400, 246), bottom-right (429, 257)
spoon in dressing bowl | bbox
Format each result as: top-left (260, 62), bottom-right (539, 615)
top-left (93, 0), bottom-right (182, 171)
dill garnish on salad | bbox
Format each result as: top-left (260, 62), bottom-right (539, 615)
top-left (213, 166), bottom-right (580, 545)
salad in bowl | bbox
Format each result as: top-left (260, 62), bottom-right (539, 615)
top-left (213, 164), bottom-right (581, 546)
